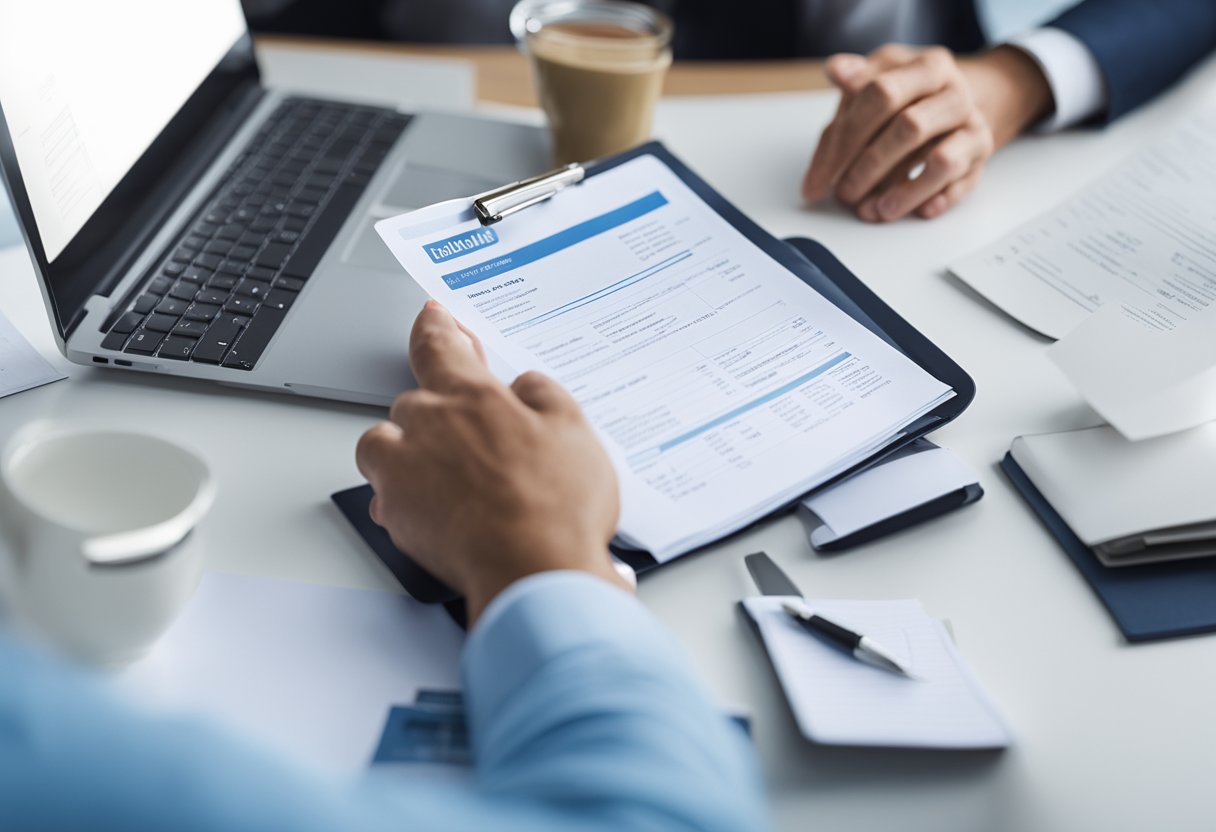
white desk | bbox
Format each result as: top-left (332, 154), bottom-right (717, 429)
top-left (3, 48), bottom-right (1215, 832)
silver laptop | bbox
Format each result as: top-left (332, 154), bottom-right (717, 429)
top-left (0, 2), bottom-right (548, 406)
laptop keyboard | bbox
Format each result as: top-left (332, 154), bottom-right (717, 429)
top-left (100, 97), bottom-right (410, 370)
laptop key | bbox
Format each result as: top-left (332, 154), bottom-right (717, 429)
top-left (101, 330), bottom-right (129, 352)
top-left (247, 266), bottom-right (276, 282)
top-left (235, 279), bottom-right (271, 299)
top-left (261, 289), bottom-right (297, 311)
top-left (185, 303), bottom-right (221, 322)
top-left (133, 295), bottom-right (158, 314)
top-left (221, 307), bottom-right (287, 371)
top-left (206, 274), bottom-right (238, 291)
top-left (224, 296), bottom-right (258, 316)
top-left (194, 253), bottom-right (222, 271)
top-left (155, 298), bottom-right (189, 317)
top-left (173, 319), bottom-right (209, 338)
top-left (255, 242), bottom-right (293, 269)
top-left (112, 312), bottom-right (145, 334)
top-left (195, 289), bottom-right (228, 306)
top-left (163, 262), bottom-right (186, 278)
top-left (124, 330), bottom-right (165, 355)
top-left (191, 316), bottom-right (245, 364)
top-left (158, 336), bottom-right (197, 361)
top-left (273, 275), bottom-right (305, 291)
top-left (181, 266), bottom-right (211, 284)
top-left (169, 282), bottom-right (199, 301)
top-left (144, 313), bottom-right (179, 333)
top-left (149, 276), bottom-right (173, 295)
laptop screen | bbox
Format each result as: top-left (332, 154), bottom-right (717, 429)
top-left (0, 1), bottom-right (247, 262)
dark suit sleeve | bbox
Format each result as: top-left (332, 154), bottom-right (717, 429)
top-left (1047, 0), bottom-right (1216, 122)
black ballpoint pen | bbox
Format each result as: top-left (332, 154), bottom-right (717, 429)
top-left (781, 601), bottom-right (916, 679)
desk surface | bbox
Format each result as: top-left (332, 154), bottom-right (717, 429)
top-left (3, 39), bottom-right (1215, 832)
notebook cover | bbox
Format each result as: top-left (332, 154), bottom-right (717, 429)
top-left (1001, 452), bottom-right (1216, 642)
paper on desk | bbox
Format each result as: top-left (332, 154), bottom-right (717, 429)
top-left (0, 306), bottom-right (65, 399)
top-left (801, 445), bottom-right (978, 546)
top-left (115, 573), bottom-right (465, 774)
top-left (1049, 303), bottom-right (1216, 440)
top-left (742, 597), bottom-right (1010, 749)
top-left (950, 106), bottom-right (1216, 339)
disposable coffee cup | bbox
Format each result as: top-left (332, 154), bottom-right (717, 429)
top-left (0, 426), bottom-right (214, 665)
top-left (512, 0), bottom-right (673, 165)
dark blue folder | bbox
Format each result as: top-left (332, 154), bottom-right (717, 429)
top-left (333, 142), bottom-right (976, 603)
top-left (1001, 452), bottom-right (1216, 642)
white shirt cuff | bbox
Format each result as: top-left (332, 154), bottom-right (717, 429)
top-left (1006, 27), bottom-right (1109, 132)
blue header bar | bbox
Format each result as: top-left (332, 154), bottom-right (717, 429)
top-left (441, 191), bottom-right (669, 290)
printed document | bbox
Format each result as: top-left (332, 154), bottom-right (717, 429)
top-left (951, 107), bottom-right (1216, 339)
top-left (377, 155), bottom-right (953, 561)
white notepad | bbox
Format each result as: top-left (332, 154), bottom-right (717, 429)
top-left (742, 597), bottom-right (1010, 749)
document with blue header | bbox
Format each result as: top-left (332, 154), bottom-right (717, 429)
top-left (376, 154), bottom-right (953, 561)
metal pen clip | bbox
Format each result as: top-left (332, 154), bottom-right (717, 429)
top-left (472, 163), bottom-right (586, 226)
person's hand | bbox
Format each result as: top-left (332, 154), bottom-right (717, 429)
top-left (356, 301), bottom-right (628, 625)
top-left (802, 44), bottom-right (1053, 221)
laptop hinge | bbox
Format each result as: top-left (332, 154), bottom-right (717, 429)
top-left (77, 81), bottom-right (268, 339)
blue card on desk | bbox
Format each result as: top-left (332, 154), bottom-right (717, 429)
top-left (372, 691), bottom-right (471, 767)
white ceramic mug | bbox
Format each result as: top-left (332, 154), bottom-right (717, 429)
top-left (0, 426), bottom-right (214, 665)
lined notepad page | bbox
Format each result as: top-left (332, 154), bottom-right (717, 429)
top-left (742, 597), bottom-right (1010, 749)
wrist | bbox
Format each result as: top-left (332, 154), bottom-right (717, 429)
top-left (961, 45), bottom-right (1053, 148)
top-left (461, 542), bottom-right (630, 626)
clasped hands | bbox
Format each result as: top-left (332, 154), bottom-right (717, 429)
top-left (803, 44), bottom-right (1052, 221)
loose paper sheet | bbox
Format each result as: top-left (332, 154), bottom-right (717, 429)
top-left (951, 107), bottom-right (1216, 340)
top-left (115, 573), bottom-right (465, 773)
top-left (0, 306), bottom-right (65, 399)
top-left (1049, 303), bottom-right (1216, 440)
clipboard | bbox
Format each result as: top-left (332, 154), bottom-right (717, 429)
top-left (333, 142), bottom-right (976, 602)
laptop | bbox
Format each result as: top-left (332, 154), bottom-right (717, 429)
top-left (0, 2), bottom-right (548, 406)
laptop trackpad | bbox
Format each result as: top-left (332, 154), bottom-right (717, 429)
top-left (382, 163), bottom-right (499, 212)
top-left (342, 163), bottom-right (501, 271)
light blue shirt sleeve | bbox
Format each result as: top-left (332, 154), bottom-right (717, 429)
top-left (0, 572), bottom-right (769, 832)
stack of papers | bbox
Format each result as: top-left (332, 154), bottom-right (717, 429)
top-left (742, 597), bottom-right (1010, 749)
top-left (377, 154), bottom-right (952, 562)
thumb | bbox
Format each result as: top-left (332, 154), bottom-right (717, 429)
top-left (825, 53), bottom-right (866, 89)
top-left (408, 301), bottom-right (495, 393)
top-left (511, 370), bottom-right (580, 416)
